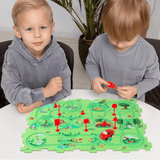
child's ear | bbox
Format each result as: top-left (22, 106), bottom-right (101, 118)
top-left (13, 25), bottom-right (22, 39)
top-left (51, 22), bottom-right (55, 35)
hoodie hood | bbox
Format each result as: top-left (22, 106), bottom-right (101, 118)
top-left (9, 35), bottom-right (60, 63)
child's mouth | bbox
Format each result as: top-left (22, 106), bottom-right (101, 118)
top-left (34, 42), bottom-right (42, 46)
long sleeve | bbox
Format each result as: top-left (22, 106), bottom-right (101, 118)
top-left (134, 50), bottom-right (160, 98)
top-left (1, 52), bottom-right (45, 105)
top-left (54, 51), bottom-right (71, 102)
top-left (85, 40), bottom-right (101, 83)
top-left (41, 52), bottom-right (71, 106)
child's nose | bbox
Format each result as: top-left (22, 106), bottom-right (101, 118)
top-left (116, 42), bottom-right (123, 48)
top-left (34, 29), bottom-right (41, 38)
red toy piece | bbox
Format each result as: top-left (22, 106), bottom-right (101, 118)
top-left (54, 119), bottom-right (60, 132)
top-left (99, 129), bottom-right (114, 140)
top-left (112, 104), bottom-right (117, 116)
top-left (112, 117), bottom-right (118, 129)
top-left (54, 103), bottom-right (57, 108)
top-left (95, 121), bottom-right (111, 127)
top-left (57, 104), bottom-right (61, 116)
top-left (106, 81), bottom-right (117, 89)
top-left (81, 110), bottom-right (85, 115)
top-left (84, 119), bottom-right (89, 132)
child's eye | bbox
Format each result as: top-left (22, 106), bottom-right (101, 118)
top-left (27, 28), bottom-right (32, 31)
top-left (40, 26), bottom-right (46, 29)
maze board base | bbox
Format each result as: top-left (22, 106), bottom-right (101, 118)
top-left (21, 98), bottom-right (152, 153)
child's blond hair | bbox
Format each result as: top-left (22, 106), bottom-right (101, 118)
top-left (101, 0), bottom-right (150, 42)
top-left (12, 0), bottom-right (53, 26)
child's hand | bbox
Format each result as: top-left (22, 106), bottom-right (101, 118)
top-left (43, 77), bottom-right (62, 98)
top-left (16, 103), bottom-right (25, 113)
top-left (116, 86), bottom-right (137, 100)
top-left (92, 77), bottom-right (110, 93)
top-left (16, 101), bottom-right (42, 113)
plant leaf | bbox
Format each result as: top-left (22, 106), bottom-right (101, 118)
top-left (51, 0), bottom-right (106, 40)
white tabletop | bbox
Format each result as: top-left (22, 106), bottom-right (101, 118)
top-left (0, 89), bottom-right (160, 160)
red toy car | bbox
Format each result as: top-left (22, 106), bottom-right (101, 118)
top-left (99, 129), bottom-right (114, 140)
top-left (95, 121), bottom-right (111, 127)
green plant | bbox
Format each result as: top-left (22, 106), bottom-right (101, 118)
top-left (51, 0), bottom-right (107, 41)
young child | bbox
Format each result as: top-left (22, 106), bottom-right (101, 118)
top-left (85, 0), bottom-right (160, 102)
top-left (1, 0), bottom-right (71, 113)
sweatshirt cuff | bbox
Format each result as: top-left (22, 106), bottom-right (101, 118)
top-left (134, 85), bottom-right (141, 99)
top-left (41, 97), bottom-right (54, 106)
top-left (134, 83), bottom-right (146, 99)
top-left (54, 93), bottom-right (66, 103)
top-left (31, 87), bottom-right (45, 102)
top-left (41, 93), bottom-right (65, 107)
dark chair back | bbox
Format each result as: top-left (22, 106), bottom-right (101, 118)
top-left (57, 41), bottom-right (74, 89)
top-left (0, 40), bottom-right (74, 108)
top-left (0, 41), bottom-right (12, 108)
top-left (145, 38), bottom-right (160, 110)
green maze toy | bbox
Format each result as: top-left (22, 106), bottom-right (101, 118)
top-left (21, 98), bottom-right (152, 153)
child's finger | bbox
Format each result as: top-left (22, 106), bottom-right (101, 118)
top-left (117, 86), bottom-right (129, 91)
top-left (17, 104), bottom-right (22, 112)
top-left (117, 89), bottom-right (126, 97)
top-left (100, 79), bottom-right (110, 86)
top-left (57, 86), bottom-right (62, 91)
top-left (98, 87), bottom-right (107, 93)
top-left (93, 85), bottom-right (107, 94)
top-left (19, 104), bottom-right (27, 113)
top-left (16, 103), bottom-right (20, 107)
top-left (98, 82), bottom-right (108, 92)
top-left (95, 87), bottom-right (102, 93)
top-left (57, 83), bottom-right (63, 87)
top-left (93, 88), bottom-right (100, 93)
top-left (117, 91), bottom-right (126, 99)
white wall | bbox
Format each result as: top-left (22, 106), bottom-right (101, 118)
top-left (46, 0), bottom-right (84, 37)
top-left (147, 0), bottom-right (160, 39)
top-left (0, 0), bottom-right (160, 39)
top-left (0, 0), bottom-right (16, 32)
top-left (0, 0), bottom-right (83, 37)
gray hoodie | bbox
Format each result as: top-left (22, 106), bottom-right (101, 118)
top-left (1, 36), bottom-right (71, 106)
